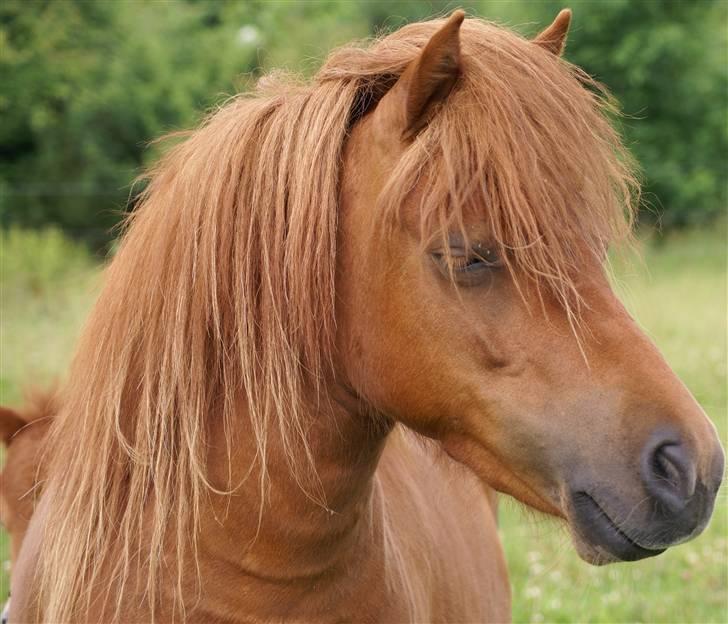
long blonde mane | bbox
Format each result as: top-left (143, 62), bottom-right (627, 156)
top-left (38, 16), bottom-right (638, 621)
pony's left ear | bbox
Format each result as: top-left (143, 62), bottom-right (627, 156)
top-left (0, 406), bottom-right (25, 445)
top-left (384, 10), bottom-right (465, 141)
top-left (533, 9), bottom-right (572, 56)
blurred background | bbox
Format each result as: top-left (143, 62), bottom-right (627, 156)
top-left (0, 1), bottom-right (726, 623)
top-left (1, 0), bottom-right (726, 241)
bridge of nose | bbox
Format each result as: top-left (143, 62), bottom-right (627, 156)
top-left (603, 333), bottom-right (724, 493)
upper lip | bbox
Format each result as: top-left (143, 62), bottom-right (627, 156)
top-left (569, 491), bottom-right (665, 562)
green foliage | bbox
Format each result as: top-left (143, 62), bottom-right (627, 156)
top-left (0, 227), bottom-right (99, 401)
top-left (0, 1), bottom-right (260, 244)
top-left (0, 0), bottom-right (725, 242)
top-left (1, 226), bottom-right (92, 293)
top-left (482, 0), bottom-right (728, 227)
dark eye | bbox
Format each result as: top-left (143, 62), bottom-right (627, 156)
top-left (454, 244), bottom-right (501, 270)
top-left (432, 242), bottom-right (502, 284)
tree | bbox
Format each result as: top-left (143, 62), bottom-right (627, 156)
top-left (1, 0), bottom-right (724, 242)
top-left (0, 0), bottom-right (260, 244)
top-left (480, 0), bottom-right (728, 227)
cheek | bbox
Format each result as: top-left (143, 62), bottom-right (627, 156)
top-left (341, 257), bottom-right (522, 434)
top-left (338, 257), bottom-right (448, 422)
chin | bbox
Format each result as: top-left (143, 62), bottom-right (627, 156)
top-left (565, 491), bottom-right (666, 565)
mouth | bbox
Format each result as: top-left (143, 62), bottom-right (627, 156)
top-left (569, 492), bottom-right (665, 563)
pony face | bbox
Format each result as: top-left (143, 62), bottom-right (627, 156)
top-left (336, 12), bottom-right (724, 565)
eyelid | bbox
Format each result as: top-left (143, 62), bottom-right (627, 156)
top-left (430, 248), bottom-right (502, 287)
top-left (472, 246), bottom-right (501, 266)
top-left (432, 244), bottom-right (500, 260)
top-left (441, 246), bottom-right (467, 257)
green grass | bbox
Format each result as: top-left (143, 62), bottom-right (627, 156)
top-left (0, 226), bottom-right (726, 622)
top-left (0, 227), bottom-right (101, 403)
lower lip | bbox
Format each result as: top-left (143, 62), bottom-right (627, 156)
top-left (570, 492), bottom-right (665, 562)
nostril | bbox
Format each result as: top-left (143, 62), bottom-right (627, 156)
top-left (652, 444), bottom-right (696, 498)
top-left (641, 438), bottom-right (697, 513)
top-left (652, 446), bottom-right (675, 484)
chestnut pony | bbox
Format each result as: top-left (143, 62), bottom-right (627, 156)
top-left (11, 11), bottom-right (724, 623)
top-left (0, 395), bottom-right (54, 624)
top-left (0, 395), bottom-right (53, 566)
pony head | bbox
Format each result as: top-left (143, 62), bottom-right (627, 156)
top-left (334, 10), bottom-right (724, 564)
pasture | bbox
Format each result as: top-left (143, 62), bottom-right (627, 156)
top-left (1, 225), bottom-right (726, 622)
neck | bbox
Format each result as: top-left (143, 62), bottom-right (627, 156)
top-left (200, 384), bottom-right (391, 583)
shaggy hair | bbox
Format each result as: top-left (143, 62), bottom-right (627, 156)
top-left (37, 16), bottom-right (638, 621)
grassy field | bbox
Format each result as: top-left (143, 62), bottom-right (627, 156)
top-left (1, 226), bottom-right (726, 622)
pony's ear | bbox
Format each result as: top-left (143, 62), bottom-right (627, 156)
top-left (0, 406), bottom-right (26, 445)
top-left (385, 10), bottom-right (465, 141)
top-left (533, 9), bottom-right (572, 56)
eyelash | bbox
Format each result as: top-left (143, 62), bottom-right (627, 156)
top-left (437, 246), bottom-right (501, 271)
